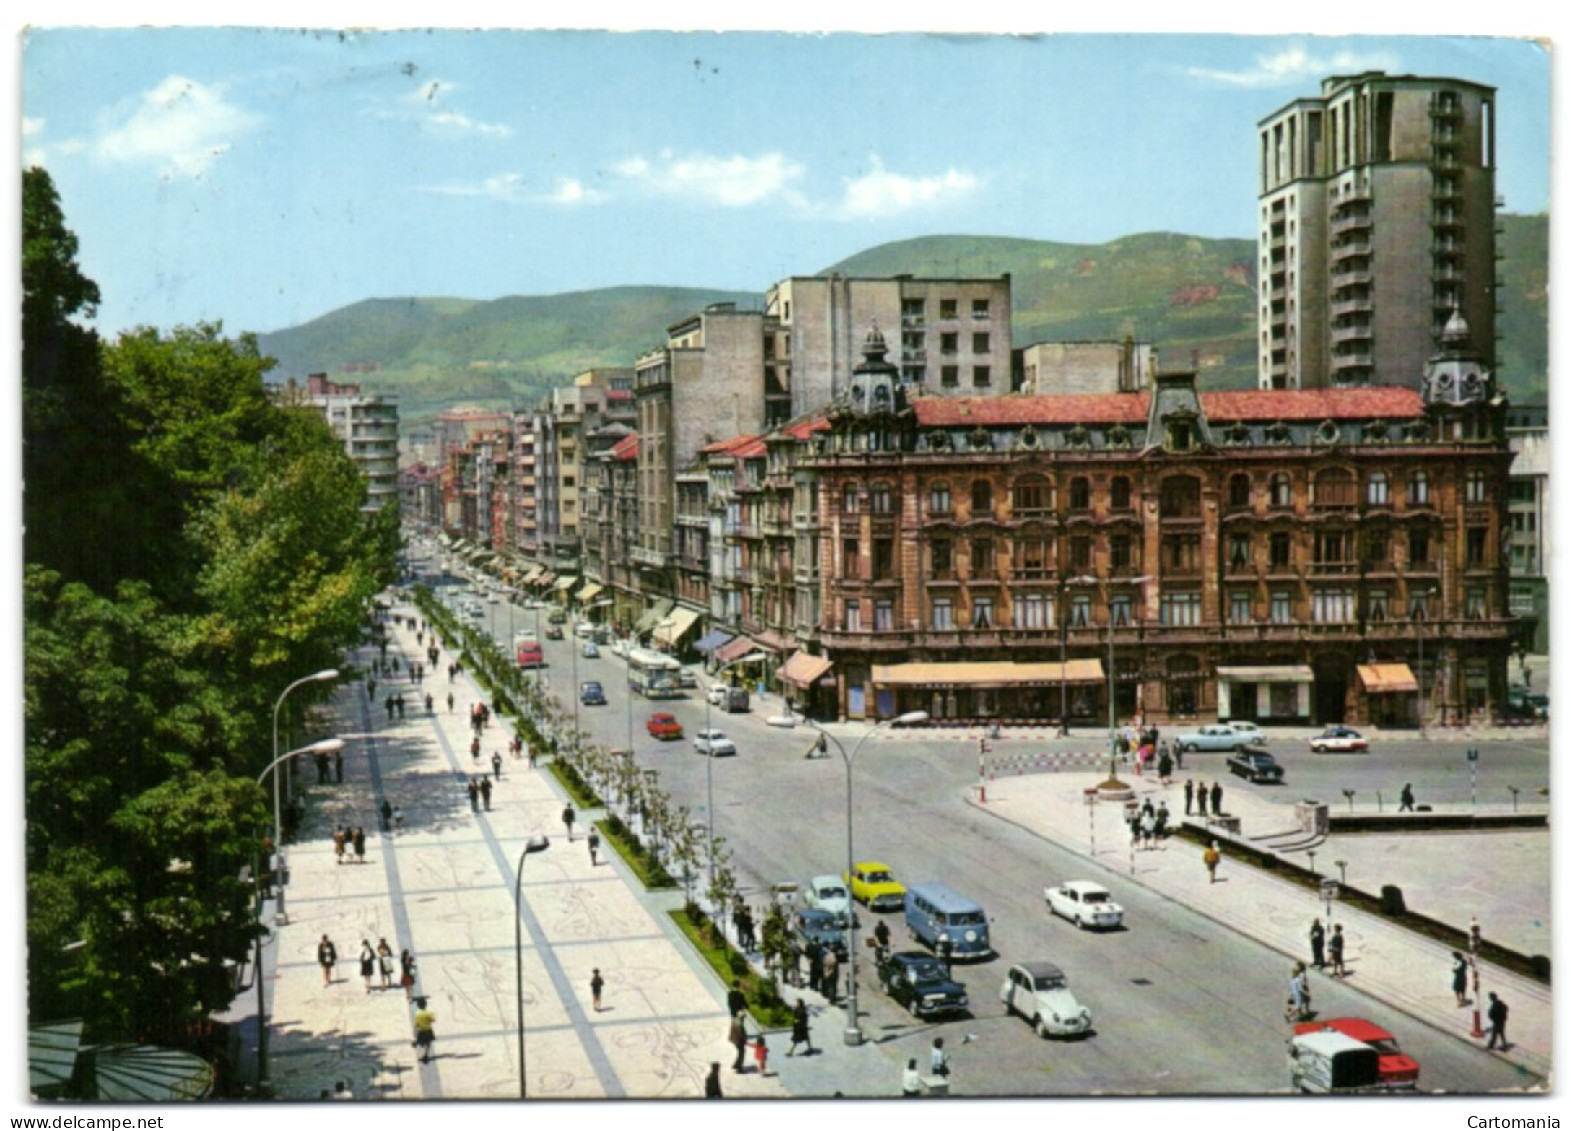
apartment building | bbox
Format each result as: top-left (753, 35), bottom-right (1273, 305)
top-left (300, 373), bottom-right (400, 511)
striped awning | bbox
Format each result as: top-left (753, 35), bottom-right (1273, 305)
top-left (714, 635), bottom-right (761, 665)
top-left (694, 629), bottom-right (735, 654)
top-left (872, 659), bottom-right (1104, 688)
top-left (1358, 663), bottom-right (1419, 694)
top-left (654, 605), bottom-right (702, 647)
top-left (778, 651), bottom-right (833, 688)
top-left (635, 599), bottom-right (674, 634)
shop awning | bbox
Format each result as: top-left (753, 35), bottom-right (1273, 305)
top-left (778, 651), bottom-right (834, 687)
top-left (536, 571), bottom-right (557, 587)
top-left (552, 574), bottom-right (579, 592)
top-left (521, 565), bottom-right (543, 583)
top-left (715, 635), bottom-right (762, 665)
top-left (1358, 663), bottom-right (1419, 694)
top-left (872, 659), bottom-right (1104, 688)
top-left (751, 630), bottom-right (792, 653)
top-left (634, 599), bottom-right (674, 635)
top-left (654, 605), bottom-right (702, 647)
top-left (577, 582), bottom-right (604, 602)
top-left (1215, 665), bottom-right (1315, 683)
top-left (694, 629), bottom-right (735, 654)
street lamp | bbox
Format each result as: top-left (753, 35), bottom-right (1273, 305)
top-left (1069, 575), bottom-right (1151, 780)
top-left (513, 833), bottom-right (551, 1098)
top-left (704, 651), bottom-right (766, 892)
top-left (270, 668), bottom-right (339, 925)
top-left (254, 736), bottom-right (348, 1090)
top-left (800, 709), bottom-right (929, 1046)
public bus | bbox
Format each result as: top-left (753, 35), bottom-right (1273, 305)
top-left (515, 636), bottom-right (544, 669)
top-left (627, 647), bottom-right (682, 698)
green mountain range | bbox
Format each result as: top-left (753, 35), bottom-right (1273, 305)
top-left (259, 217), bottom-right (1547, 429)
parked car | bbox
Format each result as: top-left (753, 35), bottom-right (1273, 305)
top-left (846, 862), bottom-right (906, 912)
top-left (575, 621), bottom-right (595, 639)
top-left (1225, 721), bottom-right (1268, 744)
top-left (693, 728), bottom-right (736, 757)
top-left (1000, 962), bottom-right (1092, 1038)
top-left (1044, 881), bottom-right (1125, 930)
top-left (548, 609), bottom-right (567, 626)
top-left (675, 668), bottom-right (698, 689)
top-left (646, 713), bottom-right (684, 740)
top-left (579, 681), bottom-right (607, 706)
top-left (1507, 687), bottom-right (1549, 722)
top-left (804, 874), bottom-right (852, 922)
top-left (707, 683), bottom-right (750, 711)
top-left (581, 640), bottom-right (600, 659)
top-left (1293, 1018), bottom-right (1419, 1090)
top-left (1227, 749), bottom-right (1285, 783)
top-left (790, 908), bottom-right (849, 962)
top-left (1175, 724), bottom-right (1257, 753)
top-left (1288, 1028), bottom-right (1382, 1094)
top-left (545, 624), bottom-right (565, 640)
top-left (1309, 726), bottom-right (1369, 754)
top-left (877, 951), bottom-right (970, 1018)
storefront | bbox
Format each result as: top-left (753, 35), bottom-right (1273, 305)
top-left (1356, 662), bottom-right (1419, 727)
top-left (1215, 665), bottom-right (1314, 724)
top-left (866, 659), bottom-right (1104, 722)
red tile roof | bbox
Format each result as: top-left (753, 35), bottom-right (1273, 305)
top-left (912, 387), bottom-right (1424, 427)
top-left (609, 434), bottom-right (639, 460)
top-left (1201, 387), bottom-right (1423, 420)
top-left (700, 433), bottom-right (759, 455)
top-left (783, 415), bottom-right (831, 440)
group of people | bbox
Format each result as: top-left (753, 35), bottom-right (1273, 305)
top-left (466, 775), bottom-right (493, 811)
top-left (331, 825), bottom-right (367, 865)
top-left (1182, 778), bottom-right (1225, 818)
top-left (1307, 917), bottom-right (1347, 977)
top-left (1126, 797), bottom-right (1171, 849)
top-left (316, 933), bottom-right (418, 1000)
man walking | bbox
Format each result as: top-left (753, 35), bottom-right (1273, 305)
top-left (1399, 783), bottom-right (1416, 812)
top-left (729, 1011), bottom-right (749, 1072)
top-left (492, 751), bottom-right (503, 781)
top-left (821, 947), bottom-right (839, 1004)
top-left (587, 829), bottom-right (601, 866)
top-left (1196, 780), bottom-right (1209, 817)
top-left (590, 968), bottom-right (605, 1012)
top-left (480, 776), bottom-right (492, 811)
top-left (1203, 840), bottom-right (1221, 884)
top-left (1486, 992), bottom-right (1510, 1050)
top-left (562, 804), bottom-right (576, 842)
top-left (1210, 780), bottom-right (1223, 817)
top-left (1328, 924), bottom-right (1346, 977)
top-left (317, 934), bottom-right (337, 986)
top-left (1183, 778), bottom-right (1194, 816)
top-left (1309, 918), bottom-right (1326, 968)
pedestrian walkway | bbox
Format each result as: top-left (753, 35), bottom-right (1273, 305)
top-left (254, 603), bottom-right (791, 1100)
top-left (971, 770), bottom-right (1551, 1083)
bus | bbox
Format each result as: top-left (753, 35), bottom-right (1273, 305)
top-left (515, 636), bottom-right (544, 669)
top-left (627, 648), bottom-right (682, 698)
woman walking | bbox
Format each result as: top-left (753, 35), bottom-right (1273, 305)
top-left (353, 826), bottom-right (367, 864)
top-left (787, 999), bottom-right (814, 1057)
top-left (359, 940), bottom-right (375, 993)
top-left (377, 938), bottom-right (395, 990)
top-left (400, 950), bottom-right (418, 1001)
top-left (1452, 950), bottom-right (1470, 1005)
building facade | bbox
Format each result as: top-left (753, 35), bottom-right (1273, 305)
top-left (300, 373), bottom-right (401, 511)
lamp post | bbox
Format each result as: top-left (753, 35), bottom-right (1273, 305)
top-left (254, 736), bottom-right (348, 1090)
top-left (1070, 575), bottom-right (1150, 780)
top-left (513, 833), bottom-right (551, 1097)
top-left (800, 709), bottom-right (929, 1046)
top-left (1415, 585), bottom-right (1434, 735)
top-left (705, 651), bottom-right (766, 891)
top-left (271, 668), bottom-right (339, 924)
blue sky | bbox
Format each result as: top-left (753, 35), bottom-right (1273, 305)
top-left (20, 26), bottom-right (1553, 339)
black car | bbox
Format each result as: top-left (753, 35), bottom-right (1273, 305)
top-left (1227, 749), bottom-right (1284, 783)
top-left (791, 908), bottom-right (849, 962)
top-left (876, 951), bottom-right (970, 1018)
top-left (580, 680), bottom-right (607, 706)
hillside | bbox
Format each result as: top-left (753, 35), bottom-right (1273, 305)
top-left (258, 217), bottom-right (1548, 427)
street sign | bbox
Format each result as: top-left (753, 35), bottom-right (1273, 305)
top-left (1466, 747), bottom-right (1479, 762)
top-left (1320, 879), bottom-right (1339, 903)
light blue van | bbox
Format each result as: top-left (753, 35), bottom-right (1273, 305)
top-left (904, 883), bottom-right (991, 959)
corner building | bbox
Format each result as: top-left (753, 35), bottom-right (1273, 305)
top-left (804, 326), bottom-right (1513, 727)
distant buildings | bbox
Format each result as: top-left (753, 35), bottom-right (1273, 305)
top-left (299, 373), bottom-right (399, 510)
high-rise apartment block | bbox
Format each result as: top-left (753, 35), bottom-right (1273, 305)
top-left (301, 373), bottom-right (400, 510)
top-left (1257, 72), bottom-right (1497, 390)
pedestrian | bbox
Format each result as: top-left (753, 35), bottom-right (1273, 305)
top-left (1203, 840), bottom-right (1221, 884)
top-left (752, 1034), bottom-right (769, 1076)
top-left (470, 736), bottom-right (481, 761)
top-left (1399, 783), bottom-right (1415, 812)
top-left (1452, 951), bottom-right (1470, 1005)
top-left (562, 804), bottom-right (576, 841)
top-left (1210, 780), bottom-right (1223, 817)
top-left (425, 692), bottom-right (434, 713)
top-left (1309, 918), bottom-right (1326, 968)
top-left (821, 947), bottom-right (839, 1003)
top-left (874, 919), bottom-right (892, 960)
top-left (729, 1011), bottom-right (748, 1072)
top-left (413, 999), bottom-right (436, 1063)
top-left (393, 805), bottom-right (405, 831)
top-left (318, 934), bottom-right (337, 985)
top-left (1154, 801), bottom-right (1169, 844)
top-left (1286, 962), bottom-right (1310, 1021)
top-left (359, 940), bottom-right (375, 992)
top-left (384, 694), bottom-right (394, 719)
top-left (590, 968), bottom-right (605, 1012)
top-left (400, 950), bottom-right (417, 1001)
top-left (704, 1063), bottom-right (723, 1099)
top-left (902, 1058), bottom-right (921, 1097)
top-left (380, 800), bottom-right (393, 831)
top-left (334, 748), bottom-right (344, 783)
top-left (1196, 780), bottom-right (1209, 817)
top-left (1157, 749), bottom-right (1173, 785)
top-left (468, 779), bottom-right (480, 813)
top-left (806, 939), bottom-right (823, 994)
top-left (529, 745), bottom-right (539, 769)
top-left (1328, 924), bottom-right (1346, 977)
top-left (930, 1036), bottom-right (950, 1079)
top-left (378, 938), bottom-right (395, 989)
top-left (492, 751), bottom-right (503, 780)
top-left (447, 692), bottom-right (455, 713)
top-left (787, 999), bottom-right (813, 1056)
top-left (1486, 992), bottom-right (1510, 1050)
top-left (587, 829), bottom-right (600, 865)
top-left (353, 826), bottom-right (366, 864)
top-left (1140, 805), bottom-right (1157, 851)
top-left (368, 677), bottom-right (377, 701)
top-left (727, 980), bottom-right (748, 1020)
top-left (315, 751), bottom-right (330, 784)
top-left (332, 827), bottom-right (346, 865)
top-left (480, 777), bottom-right (492, 810)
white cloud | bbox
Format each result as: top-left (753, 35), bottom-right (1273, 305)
top-left (835, 157), bottom-right (982, 219)
top-left (22, 116), bottom-right (44, 136)
top-left (1186, 46), bottom-right (1400, 88)
top-left (545, 177), bottom-right (605, 206)
top-left (614, 150), bottom-right (806, 208)
top-left (96, 76), bottom-right (260, 178)
top-left (417, 172), bottom-right (604, 207)
top-left (393, 78), bottom-right (512, 138)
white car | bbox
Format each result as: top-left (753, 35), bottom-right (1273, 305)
top-left (1044, 881), bottom-right (1125, 930)
top-left (693, 728), bottom-right (736, 757)
top-left (805, 874), bottom-right (852, 923)
top-left (1310, 727), bottom-right (1370, 754)
top-left (1000, 961), bottom-right (1092, 1038)
top-left (575, 621), bottom-right (595, 638)
top-left (1225, 721), bottom-right (1268, 744)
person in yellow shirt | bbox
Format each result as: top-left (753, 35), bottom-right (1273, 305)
top-left (413, 1000), bottom-right (436, 1063)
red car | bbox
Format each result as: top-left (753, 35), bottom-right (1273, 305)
top-left (1293, 1018), bottom-right (1419, 1089)
top-left (545, 624), bottom-right (565, 640)
top-left (646, 713), bottom-right (684, 740)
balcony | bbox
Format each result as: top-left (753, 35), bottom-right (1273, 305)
top-left (1331, 351), bottom-right (1374, 371)
top-left (1331, 266), bottom-right (1372, 287)
top-left (1330, 211), bottom-right (1372, 237)
top-left (1330, 297), bottom-right (1372, 319)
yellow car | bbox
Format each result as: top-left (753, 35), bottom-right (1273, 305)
top-left (846, 862), bottom-right (906, 912)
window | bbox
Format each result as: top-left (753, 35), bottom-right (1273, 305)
top-left (972, 366), bottom-right (992, 388)
top-left (873, 539), bottom-right (894, 579)
top-left (1069, 477), bottom-right (1091, 511)
top-left (1408, 471), bottom-right (1430, 506)
top-left (1110, 594), bottom-right (1133, 626)
top-left (1070, 536), bottom-right (1092, 572)
top-left (842, 484), bottom-right (860, 514)
top-left (1229, 590), bottom-right (1253, 625)
top-left (1313, 589), bottom-right (1355, 624)
top-left (1466, 526), bottom-right (1489, 567)
top-left (1069, 594), bottom-right (1092, 627)
top-left (1111, 534), bottom-right (1133, 570)
top-left (1269, 532), bottom-right (1292, 569)
top-left (1166, 421), bottom-right (1194, 451)
top-left (973, 332), bottom-right (991, 354)
top-left (929, 481), bottom-right (952, 514)
top-left (874, 598), bottom-right (894, 631)
top-left (1366, 589), bottom-right (1389, 622)
top-left (972, 298), bottom-right (990, 319)
top-left (971, 539), bottom-right (994, 578)
top-left (1111, 476), bottom-right (1132, 510)
top-left (1159, 476), bottom-right (1201, 518)
top-left (1016, 593), bottom-right (1051, 628)
top-left (930, 539), bottom-right (952, 579)
top-left (971, 480), bottom-right (992, 514)
top-left (1162, 535), bottom-right (1202, 573)
top-left (1313, 531), bottom-right (1354, 567)
top-left (844, 599), bottom-right (861, 632)
top-left (1270, 591), bottom-right (1293, 624)
top-left (1229, 474), bottom-right (1252, 509)
top-left (901, 297), bottom-right (925, 324)
top-left (842, 538), bottom-right (860, 578)
top-left (902, 331), bottom-right (925, 353)
top-left (1465, 469), bottom-right (1488, 503)
top-left (1016, 538), bottom-right (1049, 578)
top-left (870, 482), bottom-right (893, 514)
top-left (1270, 472), bottom-right (1293, 507)
top-left (1363, 530), bottom-right (1389, 567)
top-left (1408, 529), bottom-right (1431, 565)
top-left (940, 298), bottom-right (958, 320)
top-left (941, 332), bottom-right (959, 355)
top-left (1314, 469), bottom-right (1356, 508)
top-left (1013, 476), bottom-right (1049, 514)
top-left (1408, 590), bottom-right (1431, 620)
top-left (1160, 592), bottom-right (1203, 626)
top-left (1367, 471), bottom-right (1390, 505)
top-left (941, 366), bottom-right (960, 387)
top-left (1465, 588), bottom-right (1487, 620)
top-left (972, 597), bottom-right (994, 628)
top-left (931, 597), bottom-right (953, 630)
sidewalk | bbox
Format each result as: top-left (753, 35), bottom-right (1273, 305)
top-left (253, 602), bottom-right (796, 1100)
top-left (971, 770), bottom-right (1551, 1084)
